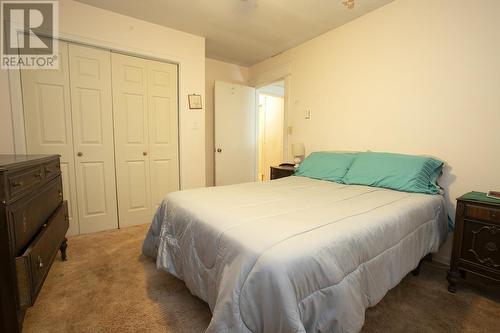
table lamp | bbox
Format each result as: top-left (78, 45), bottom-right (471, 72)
top-left (292, 143), bottom-right (305, 168)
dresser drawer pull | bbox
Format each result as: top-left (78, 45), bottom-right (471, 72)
top-left (46, 167), bottom-right (56, 174)
top-left (491, 212), bottom-right (498, 219)
top-left (37, 256), bottom-right (44, 269)
top-left (11, 181), bottom-right (24, 187)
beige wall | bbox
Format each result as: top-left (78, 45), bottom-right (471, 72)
top-left (205, 58), bottom-right (249, 186)
top-left (249, 0), bottom-right (500, 263)
top-left (0, 71), bottom-right (14, 154)
top-left (1, 0), bottom-right (206, 189)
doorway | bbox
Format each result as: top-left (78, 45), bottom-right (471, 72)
top-left (257, 80), bottom-right (285, 181)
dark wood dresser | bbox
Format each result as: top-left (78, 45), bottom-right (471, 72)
top-left (270, 165), bottom-right (295, 180)
top-left (0, 154), bottom-right (69, 332)
top-left (447, 192), bottom-right (500, 292)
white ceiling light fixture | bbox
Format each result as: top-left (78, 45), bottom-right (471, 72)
top-left (343, 0), bottom-right (355, 9)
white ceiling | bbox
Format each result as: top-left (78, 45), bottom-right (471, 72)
top-left (76, 0), bottom-right (394, 66)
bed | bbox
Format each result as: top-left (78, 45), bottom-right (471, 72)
top-left (143, 175), bottom-right (447, 333)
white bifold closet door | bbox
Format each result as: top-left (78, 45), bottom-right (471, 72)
top-left (67, 44), bottom-right (118, 234)
top-left (111, 53), bottom-right (179, 227)
top-left (21, 41), bottom-right (80, 235)
top-left (22, 42), bottom-right (119, 234)
top-left (21, 42), bottom-right (179, 233)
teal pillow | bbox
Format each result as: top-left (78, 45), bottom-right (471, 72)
top-left (295, 152), bottom-right (358, 182)
top-left (341, 152), bottom-right (443, 194)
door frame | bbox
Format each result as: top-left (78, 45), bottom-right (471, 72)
top-left (8, 32), bottom-right (182, 188)
top-left (254, 75), bottom-right (291, 179)
top-left (256, 89), bottom-right (285, 181)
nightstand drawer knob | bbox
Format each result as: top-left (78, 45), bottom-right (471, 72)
top-left (492, 212), bottom-right (497, 219)
top-left (486, 242), bottom-right (497, 252)
top-left (216, 148), bottom-right (222, 153)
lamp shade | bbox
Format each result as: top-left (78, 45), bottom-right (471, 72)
top-left (292, 143), bottom-right (305, 157)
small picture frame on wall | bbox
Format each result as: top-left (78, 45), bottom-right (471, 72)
top-left (188, 94), bottom-right (203, 109)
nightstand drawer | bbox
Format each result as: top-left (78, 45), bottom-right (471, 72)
top-left (270, 165), bottom-right (295, 180)
top-left (460, 219), bottom-right (500, 271)
top-left (466, 204), bottom-right (500, 224)
top-left (448, 192), bottom-right (500, 293)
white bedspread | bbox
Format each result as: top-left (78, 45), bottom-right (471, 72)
top-left (143, 176), bottom-right (447, 333)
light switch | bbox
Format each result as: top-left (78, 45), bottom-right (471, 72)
top-left (305, 109), bottom-right (311, 119)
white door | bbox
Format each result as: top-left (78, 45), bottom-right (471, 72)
top-left (21, 41), bottom-right (80, 235)
top-left (68, 44), bottom-right (118, 234)
top-left (215, 81), bottom-right (256, 186)
top-left (112, 53), bottom-right (179, 227)
top-left (112, 53), bottom-right (151, 227)
top-left (147, 60), bottom-right (179, 215)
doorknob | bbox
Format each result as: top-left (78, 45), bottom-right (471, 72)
top-left (143, 151), bottom-right (148, 156)
top-left (77, 152), bottom-right (83, 157)
top-left (216, 148), bottom-right (222, 153)
top-left (37, 256), bottom-right (44, 269)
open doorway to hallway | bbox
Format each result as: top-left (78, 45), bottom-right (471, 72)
top-left (257, 80), bottom-right (285, 181)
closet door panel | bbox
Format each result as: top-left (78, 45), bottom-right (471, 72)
top-left (112, 53), bottom-right (152, 227)
top-left (127, 161), bottom-right (148, 209)
top-left (148, 61), bottom-right (179, 213)
top-left (68, 44), bottom-right (118, 234)
top-left (151, 160), bottom-right (171, 210)
top-left (21, 41), bottom-right (80, 235)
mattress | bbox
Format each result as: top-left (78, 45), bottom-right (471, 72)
top-left (143, 176), bottom-right (447, 333)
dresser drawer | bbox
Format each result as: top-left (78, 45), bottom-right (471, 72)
top-left (43, 159), bottom-right (61, 180)
top-left (465, 204), bottom-right (500, 224)
top-left (2, 158), bottom-right (61, 203)
top-left (7, 165), bottom-right (45, 199)
top-left (460, 219), bottom-right (500, 272)
top-left (7, 177), bottom-right (63, 255)
top-left (15, 201), bottom-right (68, 309)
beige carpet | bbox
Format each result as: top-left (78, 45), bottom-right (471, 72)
top-left (23, 225), bottom-right (500, 333)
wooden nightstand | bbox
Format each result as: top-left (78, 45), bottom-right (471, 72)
top-left (447, 192), bottom-right (500, 292)
top-left (270, 165), bottom-right (295, 180)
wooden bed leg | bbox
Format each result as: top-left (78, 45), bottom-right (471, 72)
top-left (447, 270), bottom-right (460, 293)
top-left (411, 261), bottom-right (422, 276)
top-left (60, 237), bottom-right (68, 261)
top-left (412, 254), bottom-right (432, 276)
